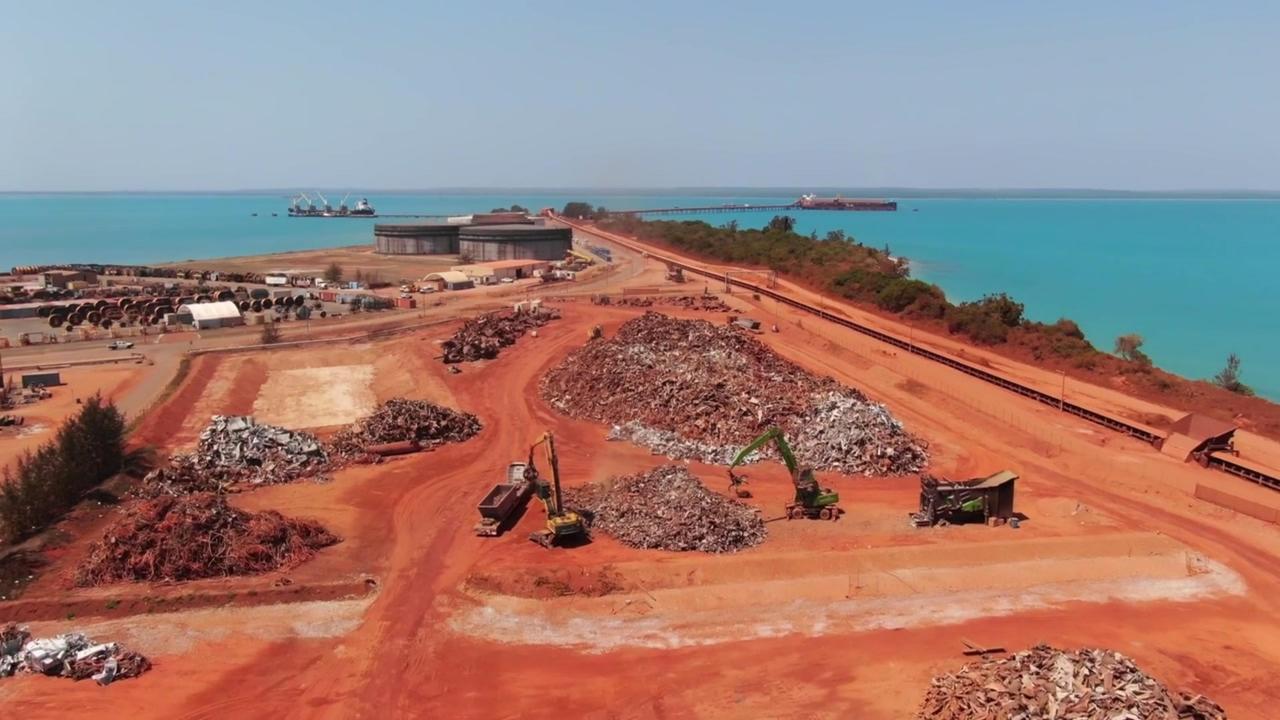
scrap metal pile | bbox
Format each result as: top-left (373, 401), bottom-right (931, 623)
top-left (74, 492), bottom-right (340, 586)
top-left (597, 295), bottom-right (731, 312)
top-left (917, 645), bottom-right (1227, 720)
top-left (542, 312), bottom-right (927, 474)
top-left (1, 624), bottom-right (150, 685)
top-left (328, 398), bottom-right (481, 455)
top-left (565, 465), bottom-right (766, 553)
top-left (441, 308), bottom-right (560, 363)
top-left (140, 415), bottom-right (331, 495)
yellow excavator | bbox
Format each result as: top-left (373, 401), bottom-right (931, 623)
top-left (524, 431), bottom-right (588, 547)
top-left (727, 427), bottom-right (841, 520)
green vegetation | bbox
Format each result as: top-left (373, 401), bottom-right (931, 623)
top-left (599, 215), bottom-right (1108, 359)
top-left (491, 204), bottom-right (529, 213)
top-left (1213, 353), bottom-right (1254, 396)
top-left (561, 202), bottom-right (609, 220)
top-left (323, 262), bottom-right (343, 283)
top-left (0, 395), bottom-right (127, 543)
top-left (1114, 333), bottom-right (1151, 365)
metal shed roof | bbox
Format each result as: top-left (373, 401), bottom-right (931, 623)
top-left (1167, 413), bottom-right (1237, 443)
top-left (424, 271), bottom-right (472, 284)
top-left (177, 300), bottom-right (242, 321)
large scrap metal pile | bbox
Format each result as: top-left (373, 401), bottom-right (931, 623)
top-left (594, 295), bottom-right (731, 312)
top-left (542, 312), bottom-right (927, 474)
top-left (566, 465), bottom-right (766, 553)
top-left (329, 398), bottom-right (481, 455)
top-left (918, 645), bottom-right (1227, 720)
top-left (1, 624), bottom-right (150, 686)
top-left (441, 308), bottom-right (560, 363)
top-left (141, 415), bottom-right (331, 496)
top-left (74, 492), bottom-right (340, 586)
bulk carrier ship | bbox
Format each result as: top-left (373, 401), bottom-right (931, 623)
top-left (288, 192), bottom-right (376, 217)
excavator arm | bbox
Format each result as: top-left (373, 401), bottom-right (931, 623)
top-left (727, 427), bottom-right (801, 495)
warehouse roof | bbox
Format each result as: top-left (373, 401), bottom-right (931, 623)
top-left (424, 271), bottom-right (472, 284)
top-left (178, 300), bottom-right (242, 321)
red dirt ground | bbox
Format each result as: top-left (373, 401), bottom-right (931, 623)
top-left (3, 242), bottom-right (1280, 718)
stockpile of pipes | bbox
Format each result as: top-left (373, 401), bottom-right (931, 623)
top-left (329, 398), bottom-right (481, 455)
top-left (542, 313), bottom-right (927, 474)
top-left (141, 415), bottom-right (331, 495)
top-left (75, 492), bottom-right (339, 586)
top-left (441, 308), bottom-right (561, 363)
top-left (566, 465), bottom-right (766, 553)
top-left (1, 624), bottom-right (150, 685)
top-left (917, 645), bottom-right (1227, 720)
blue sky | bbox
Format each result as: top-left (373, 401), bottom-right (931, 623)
top-left (2, 1), bottom-right (1277, 191)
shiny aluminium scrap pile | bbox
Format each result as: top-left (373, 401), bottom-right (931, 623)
top-left (1, 624), bottom-right (150, 686)
top-left (917, 645), bottom-right (1227, 720)
top-left (542, 312), bottom-right (927, 474)
top-left (74, 492), bottom-right (340, 586)
top-left (565, 465), bottom-right (766, 553)
top-left (441, 308), bottom-right (561, 363)
top-left (140, 415), bottom-right (330, 496)
top-left (328, 398), bottom-right (481, 455)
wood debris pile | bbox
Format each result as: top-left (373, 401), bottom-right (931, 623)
top-left (140, 415), bottom-right (331, 496)
top-left (441, 308), bottom-right (560, 363)
top-left (328, 398), bottom-right (481, 455)
top-left (1, 625), bottom-right (150, 685)
top-left (917, 644), bottom-right (1227, 720)
top-left (74, 492), bottom-right (340, 586)
top-left (542, 312), bottom-right (927, 474)
top-left (565, 465), bottom-right (765, 553)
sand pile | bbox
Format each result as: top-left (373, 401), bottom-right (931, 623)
top-left (328, 398), bottom-right (481, 454)
top-left (566, 465), bottom-right (765, 553)
top-left (541, 312), bottom-right (927, 474)
top-left (75, 493), bottom-right (339, 586)
top-left (918, 644), bottom-right (1227, 719)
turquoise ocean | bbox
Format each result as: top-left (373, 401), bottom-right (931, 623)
top-left (1, 192), bottom-right (1276, 399)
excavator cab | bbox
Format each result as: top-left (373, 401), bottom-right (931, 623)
top-left (525, 432), bottom-right (588, 548)
top-left (729, 428), bottom-right (842, 521)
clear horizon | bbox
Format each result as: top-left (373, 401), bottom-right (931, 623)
top-left (4, 1), bottom-right (1279, 191)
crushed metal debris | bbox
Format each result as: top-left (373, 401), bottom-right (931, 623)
top-left (140, 415), bottom-right (331, 496)
top-left (917, 644), bottom-right (1227, 720)
top-left (542, 312), bottom-right (927, 474)
top-left (329, 398), bottom-right (481, 455)
top-left (75, 492), bottom-right (340, 586)
top-left (593, 295), bottom-right (731, 312)
top-left (1, 624), bottom-right (150, 685)
top-left (566, 465), bottom-right (766, 553)
top-left (441, 308), bottom-right (560, 363)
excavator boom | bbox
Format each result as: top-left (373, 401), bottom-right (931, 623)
top-left (728, 426), bottom-right (841, 521)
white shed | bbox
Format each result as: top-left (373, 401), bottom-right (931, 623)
top-left (176, 301), bottom-right (244, 330)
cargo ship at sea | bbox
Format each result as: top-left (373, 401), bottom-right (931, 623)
top-left (288, 192), bottom-right (376, 217)
top-left (796, 194), bottom-right (897, 211)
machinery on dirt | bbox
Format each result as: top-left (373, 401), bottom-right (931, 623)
top-left (523, 431), bottom-right (588, 547)
top-left (727, 427), bottom-right (841, 520)
top-left (665, 263), bottom-right (685, 283)
top-left (911, 471), bottom-right (1018, 527)
top-left (588, 324), bottom-right (603, 341)
top-left (474, 462), bottom-right (535, 537)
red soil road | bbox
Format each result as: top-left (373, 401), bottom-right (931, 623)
top-left (7, 305), bottom-right (1280, 716)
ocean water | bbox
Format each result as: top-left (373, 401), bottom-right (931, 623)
top-left (1, 192), bottom-right (1277, 399)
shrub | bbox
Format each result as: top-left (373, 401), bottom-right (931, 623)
top-left (877, 278), bottom-right (941, 313)
top-left (1212, 353), bottom-right (1254, 396)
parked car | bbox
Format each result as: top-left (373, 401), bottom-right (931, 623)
top-left (499, 277), bottom-right (515, 284)
top-left (107, 340), bottom-right (134, 350)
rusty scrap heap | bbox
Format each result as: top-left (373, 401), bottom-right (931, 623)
top-left (141, 415), bottom-right (331, 495)
top-left (917, 645), bottom-right (1227, 720)
top-left (441, 308), bottom-right (561, 363)
top-left (1, 624), bottom-right (150, 686)
top-left (74, 492), bottom-right (340, 586)
top-left (329, 398), bottom-right (481, 454)
top-left (541, 313), bottom-right (927, 474)
top-left (566, 465), bottom-right (766, 553)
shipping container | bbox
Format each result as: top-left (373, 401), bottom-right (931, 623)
top-left (22, 371), bottom-right (62, 388)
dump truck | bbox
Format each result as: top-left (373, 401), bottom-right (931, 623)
top-left (474, 462), bottom-right (535, 537)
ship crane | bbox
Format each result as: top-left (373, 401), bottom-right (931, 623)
top-left (314, 191), bottom-right (332, 213)
top-left (338, 192), bottom-right (351, 214)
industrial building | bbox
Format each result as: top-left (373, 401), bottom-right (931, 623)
top-left (458, 224), bottom-right (572, 262)
top-left (451, 259), bottom-right (550, 285)
top-left (174, 301), bottom-right (244, 330)
top-left (373, 223), bottom-right (460, 255)
top-left (422, 271), bottom-right (475, 292)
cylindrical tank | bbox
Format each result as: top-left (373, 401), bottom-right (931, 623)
top-left (261, 298), bottom-right (273, 309)
top-left (68, 313), bottom-right (84, 326)
top-left (217, 290), bottom-right (234, 301)
top-left (87, 311), bottom-right (102, 324)
top-left (100, 318), bottom-right (113, 329)
top-left (238, 300), bottom-right (250, 312)
top-left (49, 315), bottom-right (65, 328)
top-left (250, 300), bottom-right (263, 312)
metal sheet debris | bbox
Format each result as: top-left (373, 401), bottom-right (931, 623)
top-left (75, 492), bottom-right (340, 586)
top-left (542, 312), bottom-right (928, 474)
top-left (441, 308), bottom-right (560, 363)
top-left (329, 398), bottom-right (481, 456)
top-left (0, 624), bottom-right (150, 685)
top-left (917, 644), bottom-right (1227, 719)
top-left (140, 415), bottom-right (331, 496)
top-left (565, 465), bottom-right (766, 553)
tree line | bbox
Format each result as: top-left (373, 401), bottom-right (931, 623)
top-left (0, 395), bottom-right (127, 543)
